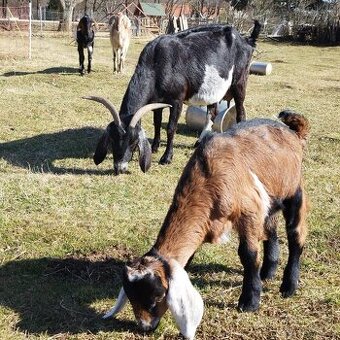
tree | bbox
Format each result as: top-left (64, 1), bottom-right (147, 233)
top-left (231, 0), bottom-right (249, 11)
top-left (2, 0), bottom-right (7, 18)
top-left (59, 0), bottom-right (83, 31)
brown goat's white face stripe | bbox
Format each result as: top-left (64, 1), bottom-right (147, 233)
top-left (250, 171), bottom-right (271, 218)
top-left (166, 259), bottom-right (204, 339)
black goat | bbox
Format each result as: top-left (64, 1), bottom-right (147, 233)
top-left (77, 15), bottom-right (95, 75)
top-left (85, 21), bottom-right (261, 174)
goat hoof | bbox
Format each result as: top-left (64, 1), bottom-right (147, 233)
top-left (237, 301), bottom-right (259, 312)
top-left (280, 281), bottom-right (297, 298)
top-left (260, 265), bottom-right (278, 281)
top-left (159, 156), bottom-right (172, 165)
top-left (238, 294), bottom-right (260, 312)
top-left (151, 144), bottom-right (159, 153)
top-left (260, 272), bottom-right (276, 281)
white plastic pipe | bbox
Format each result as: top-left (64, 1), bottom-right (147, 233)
top-left (250, 61), bottom-right (272, 75)
top-left (185, 101), bottom-right (237, 133)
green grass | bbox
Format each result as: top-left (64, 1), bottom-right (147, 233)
top-left (0, 32), bottom-right (339, 339)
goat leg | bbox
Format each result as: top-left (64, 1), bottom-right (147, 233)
top-left (78, 45), bottom-right (85, 76)
top-left (280, 186), bottom-right (306, 297)
top-left (260, 216), bottom-right (279, 280)
top-left (231, 83), bottom-right (247, 122)
top-left (87, 44), bottom-right (93, 74)
top-left (159, 101), bottom-right (182, 164)
top-left (238, 238), bottom-right (262, 312)
top-left (152, 109), bottom-right (163, 153)
top-left (195, 103), bottom-right (217, 147)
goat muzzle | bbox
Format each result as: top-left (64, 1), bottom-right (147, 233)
top-left (114, 161), bottom-right (129, 175)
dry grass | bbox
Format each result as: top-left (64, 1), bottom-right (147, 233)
top-left (0, 32), bottom-right (339, 340)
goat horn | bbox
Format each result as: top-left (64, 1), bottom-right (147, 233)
top-left (102, 287), bottom-right (128, 319)
top-left (82, 96), bottom-right (122, 127)
top-left (129, 103), bottom-right (172, 128)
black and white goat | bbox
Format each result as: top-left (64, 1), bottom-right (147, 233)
top-left (103, 111), bottom-right (309, 339)
top-left (84, 21), bottom-right (261, 174)
top-left (77, 15), bottom-right (95, 75)
top-left (110, 13), bottom-right (131, 73)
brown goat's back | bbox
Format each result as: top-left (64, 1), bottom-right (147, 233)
top-left (200, 117), bottom-right (307, 199)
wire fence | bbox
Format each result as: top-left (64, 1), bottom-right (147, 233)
top-left (0, 6), bottom-right (74, 59)
top-left (0, 6), bottom-right (82, 33)
top-left (1, 4), bottom-right (339, 59)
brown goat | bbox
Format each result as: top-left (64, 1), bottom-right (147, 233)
top-left (104, 110), bottom-right (310, 339)
top-left (110, 13), bottom-right (131, 73)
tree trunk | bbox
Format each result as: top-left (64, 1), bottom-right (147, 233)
top-left (59, 6), bottom-right (74, 31)
top-left (59, 0), bottom-right (80, 32)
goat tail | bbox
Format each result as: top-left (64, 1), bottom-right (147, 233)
top-left (278, 110), bottom-right (310, 146)
top-left (247, 20), bottom-right (261, 47)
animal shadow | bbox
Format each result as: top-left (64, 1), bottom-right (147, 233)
top-left (2, 67), bottom-right (79, 77)
top-left (0, 256), bottom-right (137, 335)
top-left (0, 256), bottom-right (243, 335)
top-left (0, 127), bottom-right (111, 174)
top-left (189, 262), bottom-right (243, 310)
top-left (189, 262), bottom-right (243, 288)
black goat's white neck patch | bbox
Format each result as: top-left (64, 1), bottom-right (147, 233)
top-left (187, 65), bottom-right (234, 106)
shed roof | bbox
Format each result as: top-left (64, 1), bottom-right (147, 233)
top-left (139, 2), bottom-right (166, 16)
top-left (171, 4), bottom-right (193, 17)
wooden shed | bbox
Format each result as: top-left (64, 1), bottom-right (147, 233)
top-left (133, 1), bottom-right (166, 35)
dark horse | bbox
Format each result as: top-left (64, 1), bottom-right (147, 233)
top-left (77, 15), bottom-right (95, 75)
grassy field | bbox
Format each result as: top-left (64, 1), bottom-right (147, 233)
top-left (0, 32), bottom-right (339, 339)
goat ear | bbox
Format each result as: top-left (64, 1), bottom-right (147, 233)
top-left (137, 128), bottom-right (152, 173)
top-left (93, 129), bottom-right (110, 165)
top-left (103, 287), bottom-right (128, 319)
top-left (166, 259), bottom-right (204, 340)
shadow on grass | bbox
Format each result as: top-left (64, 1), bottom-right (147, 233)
top-left (0, 126), bottom-right (198, 174)
top-left (2, 67), bottom-right (79, 77)
top-left (0, 256), bottom-right (138, 335)
top-left (190, 262), bottom-right (242, 275)
top-left (189, 263), bottom-right (243, 289)
top-left (0, 127), bottom-right (113, 175)
top-left (0, 256), bottom-right (242, 336)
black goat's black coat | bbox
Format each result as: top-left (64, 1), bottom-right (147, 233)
top-left (93, 21), bottom-right (261, 174)
top-left (121, 24), bottom-right (258, 116)
top-left (77, 15), bottom-right (95, 75)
